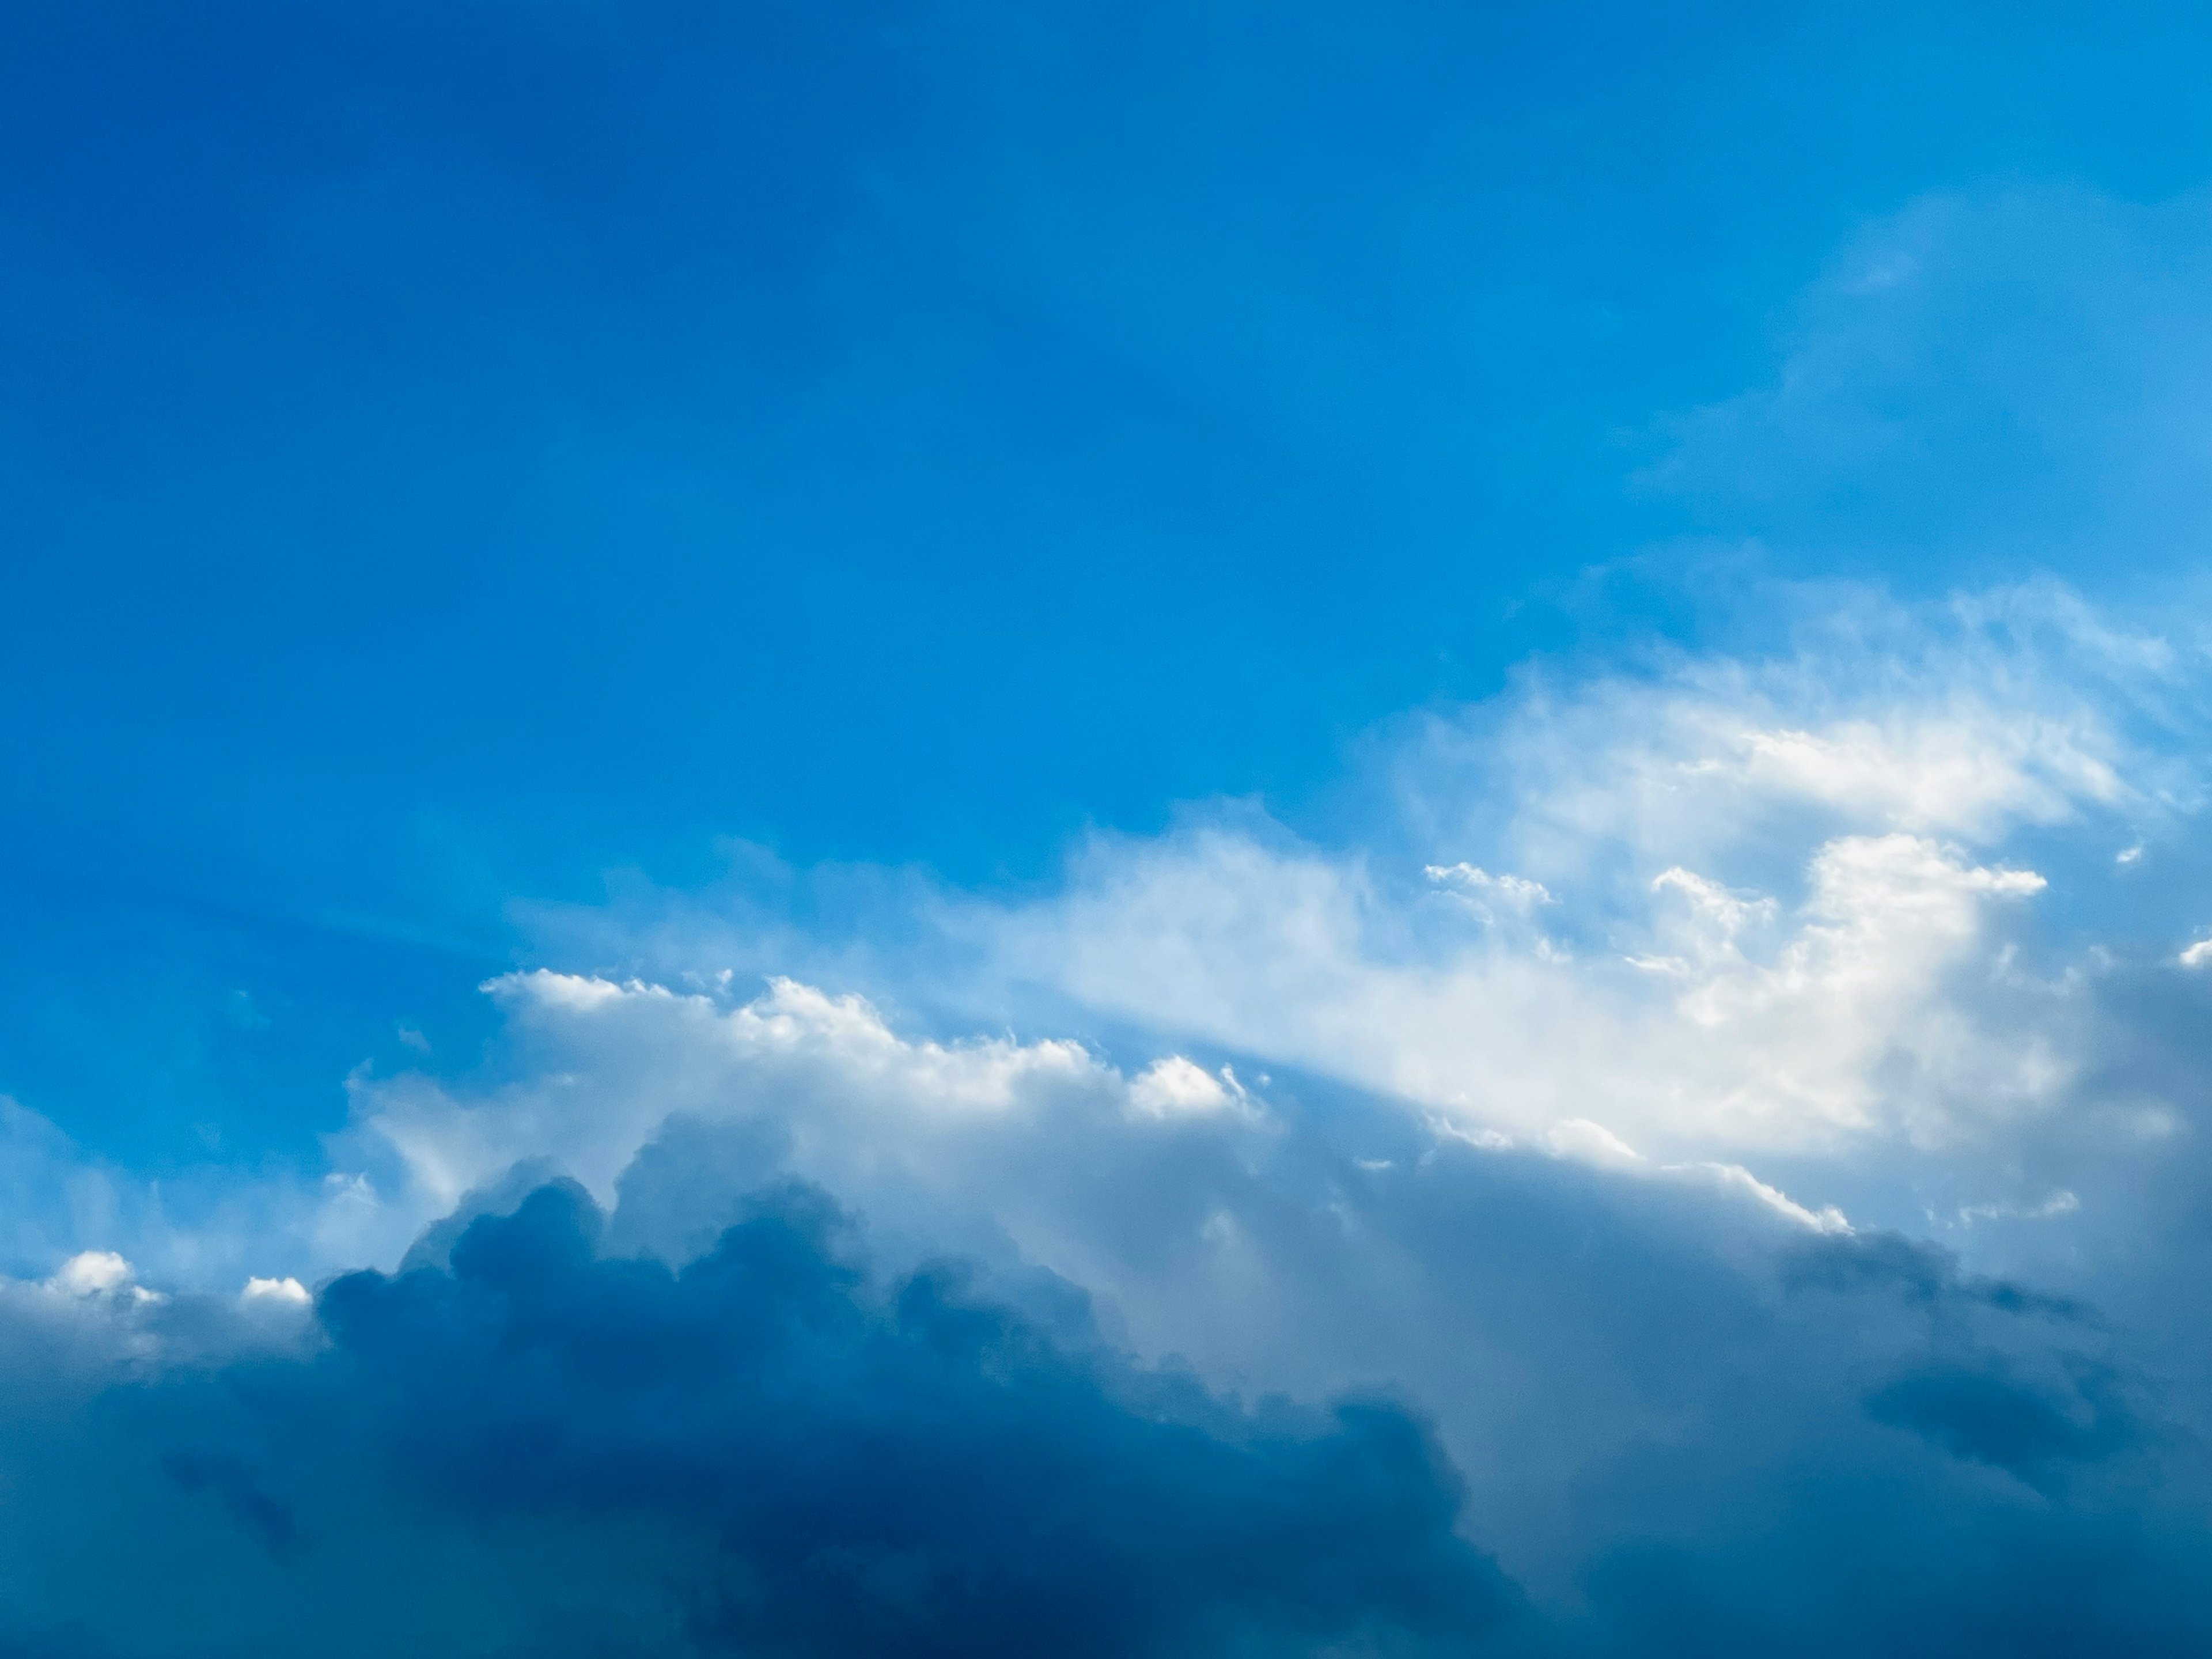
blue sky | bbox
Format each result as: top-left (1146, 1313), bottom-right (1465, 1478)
top-left (9, 1), bottom-right (2212, 1165)
top-left (9, 6), bottom-right (2212, 1654)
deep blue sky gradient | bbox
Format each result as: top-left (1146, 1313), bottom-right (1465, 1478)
top-left (7, 1), bottom-right (2212, 1161)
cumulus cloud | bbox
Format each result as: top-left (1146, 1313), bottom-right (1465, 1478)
top-left (1126, 1056), bottom-right (1255, 1119)
top-left (47, 1250), bottom-right (138, 1299)
top-left (0, 1104), bottom-right (2206, 1656)
top-left (954, 582), bottom-right (2198, 1181)
top-left (0, 1181), bottom-right (1521, 1657)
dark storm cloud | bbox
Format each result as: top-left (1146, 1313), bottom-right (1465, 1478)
top-left (158, 1449), bottom-right (306, 1565)
top-left (109, 1180), bottom-right (1521, 1659)
top-left (9, 1116), bottom-right (2212, 1657)
top-left (1779, 1228), bottom-right (2095, 1320)
top-left (1865, 1357), bottom-right (2136, 1481)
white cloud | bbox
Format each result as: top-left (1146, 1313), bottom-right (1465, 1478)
top-left (241, 1275), bottom-right (311, 1308)
top-left (949, 582), bottom-right (2191, 1173)
top-left (1127, 1056), bottom-right (1254, 1119)
top-left (47, 1251), bottom-right (133, 1298)
top-left (1426, 862), bottom-right (1554, 916)
top-left (45, 1250), bottom-right (160, 1305)
top-left (0, 578), bottom-right (2184, 1308)
top-left (1676, 1160), bottom-right (1851, 1233)
top-left (1544, 1119), bottom-right (1643, 1165)
top-left (1396, 584), bottom-right (2174, 892)
top-left (324, 972), bottom-right (1206, 1279)
top-left (973, 825), bottom-right (2062, 1161)
top-left (1957, 1189), bottom-right (2080, 1226)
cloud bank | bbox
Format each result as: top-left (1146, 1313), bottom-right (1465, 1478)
top-left (6, 1050), bottom-right (2210, 1656)
top-left (13, 183), bottom-right (2212, 1645)
top-left (2, 568), bottom-right (2211, 1653)
top-left (9, 1180), bottom-right (1508, 1659)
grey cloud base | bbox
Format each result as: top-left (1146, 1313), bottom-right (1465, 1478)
top-left (5, 1120), bottom-right (2211, 1659)
top-left (10, 1177), bottom-right (1518, 1659)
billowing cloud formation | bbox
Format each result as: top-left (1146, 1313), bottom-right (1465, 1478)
top-left (14, 1180), bottom-right (1502, 1658)
top-left (3, 577), bottom-right (2212, 1652)
top-left (4, 1104), bottom-right (2210, 1656)
top-left (969, 581), bottom-right (2197, 1168)
top-left (338, 1184), bottom-right (1517, 1657)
